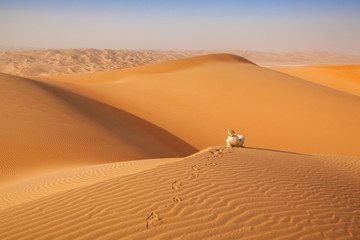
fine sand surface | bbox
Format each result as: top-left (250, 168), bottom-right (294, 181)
top-left (1, 53), bottom-right (360, 239)
top-left (1, 147), bottom-right (359, 239)
top-left (1, 49), bottom-right (360, 76)
top-left (272, 65), bottom-right (360, 97)
top-left (0, 158), bottom-right (180, 211)
top-left (0, 72), bottom-right (196, 186)
top-left (36, 54), bottom-right (360, 156)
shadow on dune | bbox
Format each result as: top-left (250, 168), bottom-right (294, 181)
top-left (28, 77), bottom-right (198, 158)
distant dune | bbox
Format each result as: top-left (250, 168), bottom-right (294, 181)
top-left (1, 147), bottom-right (359, 239)
top-left (37, 54), bottom-right (360, 157)
top-left (1, 49), bottom-right (360, 76)
top-left (272, 65), bottom-right (360, 97)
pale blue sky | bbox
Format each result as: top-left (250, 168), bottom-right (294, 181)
top-left (0, 0), bottom-right (359, 54)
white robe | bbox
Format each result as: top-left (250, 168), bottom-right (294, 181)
top-left (226, 134), bottom-right (244, 147)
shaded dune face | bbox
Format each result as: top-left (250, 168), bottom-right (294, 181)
top-left (41, 53), bottom-right (360, 156)
top-left (0, 73), bottom-right (196, 186)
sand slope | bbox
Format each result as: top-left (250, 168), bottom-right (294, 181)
top-left (272, 65), bottom-right (360, 97)
top-left (0, 158), bottom-right (180, 211)
top-left (1, 147), bottom-right (359, 239)
top-left (0, 73), bottom-right (196, 186)
top-left (1, 53), bottom-right (360, 239)
top-left (38, 54), bottom-right (360, 156)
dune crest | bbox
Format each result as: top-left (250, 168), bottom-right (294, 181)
top-left (1, 49), bottom-right (359, 77)
top-left (38, 54), bottom-right (360, 156)
top-left (38, 53), bottom-right (255, 84)
top-left (1, 51), bottom-right (360, 239)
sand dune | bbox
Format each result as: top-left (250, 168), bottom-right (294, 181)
top-left (1, 147), bottom-right (359, 239)
top-left (1, 49), bottom-right (360, 76)
top-left (0, 73), bottom-right (196, 186)
top-left (0, 49), bottom-right (197, 77)
top-left (272, 65), bottom-right (360, 97)
top-left (1, 52), bottom-right (360, 239)
top-left (37, 53), bottom-right (360, 156)
top-left (0, 158), bottom-right (180, 211)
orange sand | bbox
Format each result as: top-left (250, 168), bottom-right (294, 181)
top-left (37, 54), bottom-right (360, 156)
top-left (272, 65), bottom-right (360, 97)
top-left (0, 73), bottom-right (195, 186)
top-left (0, 158), bottom-right (180, 210)
top-left (1, 147), bottom-right (359, 239)
top-left (1, 53), bottom-right (360, 240)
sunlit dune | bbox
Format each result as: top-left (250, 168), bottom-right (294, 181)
top-left (1, 53), bottom-right (360, 240)
top-left (271, 65), bottom-right (360, 97)
top-left (0, 158), bottom-right (180, 210)
top-left (1, 147), bottom-right (359, 239)
top-left (1, 0), bottom-right (360, 236)
top-left (37, 53), bottom-right (360, 156)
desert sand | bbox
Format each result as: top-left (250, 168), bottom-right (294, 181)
top-left (1, 147), bottom-right (359, 239)
top-left (1, 53), bottom-right (360, 239)
top-left (1, 49), bottom-right (360, 76)
top-left (35, 54), bottom-right (360, 156)
top-left (272, 65), bottom-right (360, 97)
top-left (0, 72), bottom-right (195, 186)
top-left (0, 158), bottom-right (180, 211)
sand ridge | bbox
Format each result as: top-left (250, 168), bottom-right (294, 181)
top-left (0, 147), bottom-right (359, 239)
top-left (1, 52), bottom-right (360, 239)
top-left (37, 54), bottom-right (360, 156)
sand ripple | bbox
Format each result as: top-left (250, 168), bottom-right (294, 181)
top-left (0, 147), bottom-right (359, 239)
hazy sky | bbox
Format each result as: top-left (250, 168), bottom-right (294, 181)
top-left (1, 0), bottom-right (359, 54)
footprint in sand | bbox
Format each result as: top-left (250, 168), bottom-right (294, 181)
top-left (207, 161), bottom-right (217, 167)
top-left (206, 156), bottom-right (212, 161)
top-left (146, 212), bottom-right (161, 229)
top-left (192, 165), bottom-right (201, 171)
top-left (224, 149), bottom-right (231, 154)
top-left (210, 148), bottom-right (223, 155)
top-left (172, 180), bottom-right (182, 190)
top-left (191, 173), bottom-right (199, 179)
top-left (172, 196), bottom-right (182, 204)
top-left (217, 148), bottom-right (227, 157)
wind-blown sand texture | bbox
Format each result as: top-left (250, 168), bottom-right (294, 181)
top-left (1, 49), bottom-right (360, 76)
top-left (0, 158), bottom-right (180, 210)
top-left (37, 54), bottom-right (360, 156)
top-left (272, 65), bottom-right (360, 97)
top-left (1, 147), bottom-right (359, 239)
top-left (1, 53), bottom-right (360, 239)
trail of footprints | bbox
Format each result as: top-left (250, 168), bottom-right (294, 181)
top-left (145, 147), bottom-right (230, 229)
